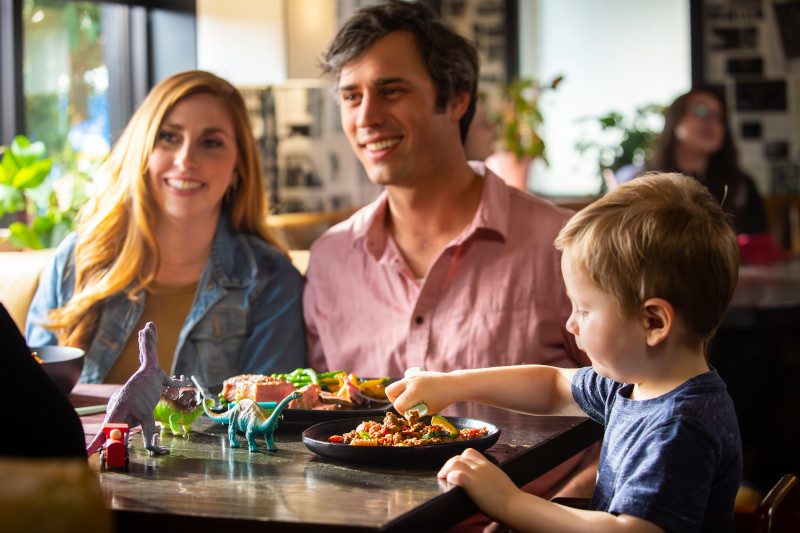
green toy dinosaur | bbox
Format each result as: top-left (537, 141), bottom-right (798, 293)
top-left (200, 383), bottom-right (301, 452)
top-left (153, 388), bottom-right (213, 435)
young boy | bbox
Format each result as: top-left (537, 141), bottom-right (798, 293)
top-left (386, 172), bottom-right (743, 532)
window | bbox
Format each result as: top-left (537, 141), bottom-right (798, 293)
top-left (23, 1), bottom-right (115, 183)
top-left (1, 0), bottom-right (196, 231)
top-left (519, 0), bottom-right (691, 197)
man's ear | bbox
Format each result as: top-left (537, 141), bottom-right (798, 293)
top-left (642, 298), bottom-right (673, 347)
top-left (449, 91), bottom-right (471, 122)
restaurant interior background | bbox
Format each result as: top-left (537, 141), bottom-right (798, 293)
top-left (3, 0), bottom-right (799, 210)
top-left (1, 0), bottom-right (799, 494)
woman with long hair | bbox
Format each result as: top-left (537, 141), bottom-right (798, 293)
top-left (26, 70), bottom-right (305, 386)
top-left (646, 87), bottom-right (767, 235)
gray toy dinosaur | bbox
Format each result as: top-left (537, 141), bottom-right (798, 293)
top-left (200, 384), bottom-right (301, 452)
top-left (86, 322), bottom-right (192, 457)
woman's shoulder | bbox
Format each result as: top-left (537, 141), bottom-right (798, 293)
top-left (48, 232), bottom-right (79, 267)
top-left (55, 232), bottom-right (78, 252)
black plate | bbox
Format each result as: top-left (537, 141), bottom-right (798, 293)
top-left (204, 381), bottom-right (394, 425)
top-left (302, 416), bottom-right (501, 466)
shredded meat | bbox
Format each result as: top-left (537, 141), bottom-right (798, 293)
top-left (330, 411), bottom-right (489, 447)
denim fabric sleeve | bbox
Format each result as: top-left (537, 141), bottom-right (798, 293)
top-left (238, 252), bottom-right (307, 376)
top-left (25, 234), bottom-right (77, 346)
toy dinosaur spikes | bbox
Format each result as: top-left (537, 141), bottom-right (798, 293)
top-left (154, 388), bottom-right (212, 435)
top-left (199, 380), bottom-right (301, 452)
top-left (86, 322), bottom-right (193, 457)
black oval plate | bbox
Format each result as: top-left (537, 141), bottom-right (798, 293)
top-left (302, 416), bottom-right (501, 467)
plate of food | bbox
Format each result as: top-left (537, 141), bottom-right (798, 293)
top-left (302, 411), bottom-right (501, 466)
top-left (202, 369), bottom-right (396, 425)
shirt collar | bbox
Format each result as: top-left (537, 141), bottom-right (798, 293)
top-left (356, 162), bottom-right (510, 261)
top-left (463, 161), bottom-right (510, 242)
top-left (207, 214), bottom-right (255, 287)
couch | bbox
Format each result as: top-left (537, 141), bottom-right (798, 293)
top-left (0, 249), bottom-right (309, 340)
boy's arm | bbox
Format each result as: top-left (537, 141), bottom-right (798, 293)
top-left (386, 365), bottom-right (584, 417)
top-left (440, 449), bottom-right (665, 533)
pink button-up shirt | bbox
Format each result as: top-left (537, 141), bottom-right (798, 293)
top-left (304, 163), bottom-right (588, 377)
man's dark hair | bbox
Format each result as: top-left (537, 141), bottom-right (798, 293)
top-left (320, 0), bottom-right (479, 142)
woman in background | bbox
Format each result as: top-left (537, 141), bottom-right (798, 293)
top-left (26, 70), bottom-right (306, 386)
top-left (644, 87), bottom-right (768, 235)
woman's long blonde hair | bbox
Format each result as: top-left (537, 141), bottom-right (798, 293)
top-left (47, 70), bottom-right (283, 349)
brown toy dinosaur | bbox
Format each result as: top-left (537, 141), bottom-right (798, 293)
top-left (86, 322), bottom-right (192, 457)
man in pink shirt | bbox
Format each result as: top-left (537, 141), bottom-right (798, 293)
top-left (305, 162), bottom-right (584, 378)
top-left (303, 0), bottom-right (599, 513)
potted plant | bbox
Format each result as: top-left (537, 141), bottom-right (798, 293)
top-left (575, 103), bottom-right (665, 193)
top-left (486, 75), bottom-right (563, 190)
top-left (0, 135), bottom-right (91, 250)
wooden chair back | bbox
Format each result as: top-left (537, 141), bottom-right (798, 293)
top-left (551, 474), bottom-right (800, 532)
top-left (735, 474), bottom-right (800, 533)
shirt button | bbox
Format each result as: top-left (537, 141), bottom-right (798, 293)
top-left (415, 316), bottom-right (424, 325)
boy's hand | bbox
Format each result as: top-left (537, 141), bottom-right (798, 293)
top-left (385, 371), bottom-right (459, 415)
top-left (438, 448), bottom-right (519, 522)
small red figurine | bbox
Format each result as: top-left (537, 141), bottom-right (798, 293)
top-left (100, 423), bottom-right (130, 470)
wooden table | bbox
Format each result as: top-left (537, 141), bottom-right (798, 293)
top-left (72, 384), bottom-right (601, 532)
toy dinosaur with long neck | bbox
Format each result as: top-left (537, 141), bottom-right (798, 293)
top-left (201, 385), bottom-right (301, 452)
top-left (86, 322), bottom-right (192, 457)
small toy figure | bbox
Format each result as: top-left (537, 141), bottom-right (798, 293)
top-left (86, 322), bottom-right (192, 457)
top-left (99, 423), bottom-right (130, 470)
top-left (153, 388), bottom-right (212, 435)
top-left (200, 385), bottom-right (301, 452)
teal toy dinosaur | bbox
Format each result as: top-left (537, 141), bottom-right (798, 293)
top-left (154, 388), bottom-right (213, 435)
top-left (200, 382), bottom-right (301, 452)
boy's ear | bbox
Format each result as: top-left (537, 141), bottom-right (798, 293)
top-left (641, 298), bottom-right (673, 346)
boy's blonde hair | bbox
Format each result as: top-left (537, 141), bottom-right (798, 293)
top-left (45, 70), bottom-right (283, 350)
top-left (554, 172), bottom-right (739, 341)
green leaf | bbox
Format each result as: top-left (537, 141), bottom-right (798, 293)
top-left (7, 222), bottom-right (44, 250)
top-left (1, 151), bottom-right (20, 182)
top-left (31, 213), bottom-right (56, 234)
top-left (11, 159), bottom-right (52, 189)
top-left (0, 184), bottom-right (25, 215)
top-left (10, 135), bottom-right (47, 166)
top-left (44, 219), bottom-right (73, 249)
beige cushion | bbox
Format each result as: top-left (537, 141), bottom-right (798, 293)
top-left (289, 249), bottom-right (309, 276)
top-left (0, 249), bottom-right (55, 336)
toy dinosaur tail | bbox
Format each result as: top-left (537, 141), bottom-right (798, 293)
top-left (85, 431), bottom-right (107, 457)
top-left (198, 384), bottom-right (231, 423)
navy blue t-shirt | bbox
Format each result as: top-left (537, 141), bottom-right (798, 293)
top-left (572, 367), bottom-right (742, 532)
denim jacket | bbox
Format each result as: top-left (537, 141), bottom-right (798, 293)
top-left (26, 215), bottom-right (306, 386)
